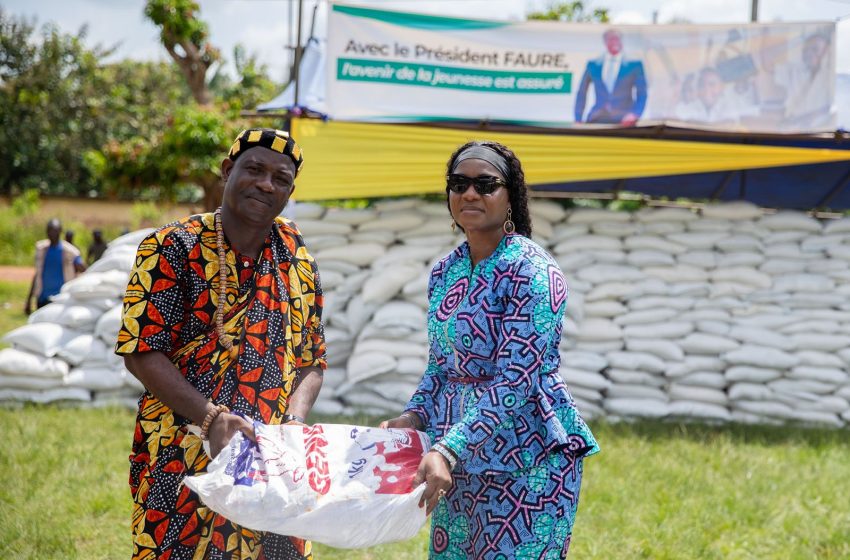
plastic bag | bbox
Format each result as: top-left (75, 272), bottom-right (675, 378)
top-left (184, 422), bottom-right (430, 549)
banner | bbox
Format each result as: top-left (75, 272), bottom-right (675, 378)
top-left (326, 4), bottom-right (836, 133)
top-left (290, 119), bottom-right (850, 201)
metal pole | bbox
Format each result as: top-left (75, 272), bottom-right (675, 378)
top-left (294, 0), bottom-right (304, 108)
top-left (288, 0), bottom-right (293, 81)
top-left (750, 0), bottom-right (758, 22)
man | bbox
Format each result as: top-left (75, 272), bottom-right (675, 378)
top-left (86, 228), bottom-right (108, 264)
top-left (116, 128), bottom-right (326, 560)
top-left (779, 32), bottom-right (834, 129)
top-left (574, 28), bottom-right (647, 126)
top-left (25, 218), bottom-right (85, 314)
top-left (675, 67), bottom-right (739, 124)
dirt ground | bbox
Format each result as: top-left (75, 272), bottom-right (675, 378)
top-left (0, 266), bottom-right (34, 283)
top-left (0, 196), bottom-right (199, 228)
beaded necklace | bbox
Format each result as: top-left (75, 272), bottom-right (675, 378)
top-left (214, 208), bottom-right (237, 357)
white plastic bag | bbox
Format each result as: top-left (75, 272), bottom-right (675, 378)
top-left (184, 422), bottom-right (430, 549)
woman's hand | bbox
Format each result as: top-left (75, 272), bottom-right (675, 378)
top-left (379, 414), bottom-right (418, 430)
top-left (413, 451), bottom-right (453, 515)
top-left (207, 412), bottom-right (256, 459)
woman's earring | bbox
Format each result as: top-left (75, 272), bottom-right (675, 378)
top-left (503, 208), bottom-right (515, 234)
top-left (451, 220), bottom-right (457, 233)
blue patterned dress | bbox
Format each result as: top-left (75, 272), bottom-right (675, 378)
top-left (404, 233), bottom-right (599, 559)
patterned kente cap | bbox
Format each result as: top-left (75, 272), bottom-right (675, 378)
top-left (227, 128), bottom-right (304, 176)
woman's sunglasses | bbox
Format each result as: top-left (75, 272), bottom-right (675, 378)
top-left (446, 174), bottom-right (506, 195)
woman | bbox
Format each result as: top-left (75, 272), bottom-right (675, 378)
top-left (381, 141), bottom-right (599, 558)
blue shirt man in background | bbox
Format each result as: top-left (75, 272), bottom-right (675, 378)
top-left (574, 29), bottom-right (648, 126)
top-left (25, 218), bottom-right (85, 313)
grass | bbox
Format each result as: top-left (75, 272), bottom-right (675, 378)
top-left (1, 276), bottom-right (849, 558)
top-left (0, 406), bottom-right (848, 559)
top-left (0, 280), bottom-right (29, 348)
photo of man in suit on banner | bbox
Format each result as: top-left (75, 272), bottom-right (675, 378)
top-left (574, 29), bottom-right (648, 126)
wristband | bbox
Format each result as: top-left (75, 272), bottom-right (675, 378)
top-left (199, 403), bottom-right (229, 441)
top-left (282, 413), bottom-right (305, 424)
top-left (432, 442), bottom-right (458, 472)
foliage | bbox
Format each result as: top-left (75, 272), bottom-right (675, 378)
top-left (9, 188), bottom-right (41, 216)
top-left (144, 0), bottom-right (219, 105)
top-left (1, 4), bottom-right (283, 205)
top-left (527, 1), bottom-right (610, 22)
top-left (131, 201), bottom-right (164, 229)
top-left (0, 205), bottom-right (43, 267)
top-left (0, 404), bottom-right (849, 558)
top-left (0, 9), bottom-right (111, 196)
top-left (86, 104), bottom-right (244, 209)
top-left (212, 44), bottom-right (282, 112)
top-left (94, 60), bottom-right (193, 143)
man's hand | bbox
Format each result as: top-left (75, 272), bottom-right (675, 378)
top-left (207, 412), bottom-right (256, 459)
top-left (621, 112), bottom-right (639, 126)
top-left (24, 301), bottom-right (32, 315)
top-left (379, 414), bottom-right (418, 430)
top-left (412, 451), bottom-right (453, 516)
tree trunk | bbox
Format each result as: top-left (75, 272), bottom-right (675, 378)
top-left (202, 177), bottom-right (224, 212)
top-left (163, 33), bottom-right (213, 106)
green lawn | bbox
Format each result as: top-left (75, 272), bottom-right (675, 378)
top-left (0, 406), bottom-right (848, 559)
top-left (1, 282), bottom-right (849, 558)
top-left (0, 280), bottom-right (29, 348)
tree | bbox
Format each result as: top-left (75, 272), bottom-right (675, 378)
top-left (212, 45), bottom-right (281, 111)
top-left (528, 1), bottom-right (609, 22)
top-left (0, 9), bottom-right (110, 195)
top-left (95, 60), bottom-right (193, 142)
top-left (144, 0), bottom-right (220, 105)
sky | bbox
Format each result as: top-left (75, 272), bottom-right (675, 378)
top-left (4, 0), bottom-right (850, 82)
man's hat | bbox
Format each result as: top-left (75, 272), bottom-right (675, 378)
top-left (228, 128), bottom-right (304, 176)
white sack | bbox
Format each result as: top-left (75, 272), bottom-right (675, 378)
top-left (606, 351), bottom-right (666, 373)
top-left (700, 201), bottom-right (762, 220)
top-left (722, 345), bottom-right (799, 369)
top-left (347, 352), bottom-right (397, 383)
top-left (604, 398), bottom-right (669, 418)
top-left (623, 321), bottom-right (694, 339)
top-left (2, 323), bottom-right (73, 357)
top-left (57, 333), bottom-right (109, 367)
top-left (315, 243), bottom-right (386, 267)
top-left (361, 263), bottom-right (421, 305)
top-left (0, 348), bottom-right (70, 378)
top-left (559, 351), bottom-right (607, 372)
top-left (184, 424), bottom-right (430, 549)
top-left (725, 366), bottom-right (782, 383)
top-left (0, 387), bottom-right (91, 403)
top-left (624, 338), bottom-right (684, 362)
top-left (65, 366), bottom-right (125, 391)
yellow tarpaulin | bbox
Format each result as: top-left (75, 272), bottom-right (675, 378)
top-left (291, 118), bottom-right (850, 201)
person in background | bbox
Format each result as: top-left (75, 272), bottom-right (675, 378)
top-left (381, 140), bottom-right (599, 558)
top-left (574, 28), bottom-right (647, 126)
top-left (24, 218), bottom-right (85, 314)
top-left (116, 128), bottom-right (325, 560)
top-left (64, 229), bottom-right (76, 248)
top-left (86, 228), bottom-right (108, 264)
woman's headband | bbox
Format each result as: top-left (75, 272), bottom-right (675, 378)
top-left (228, 128), bottom-right (304, 176)
top-left (451, 145), bottom-right (510, 180)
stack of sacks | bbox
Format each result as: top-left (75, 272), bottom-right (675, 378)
top-left (3, 199), bottom-right (850, 429)
top-left (333, 200), bottom-right (457, 416)
top-left (0, 229), bottom-right (152, 407)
